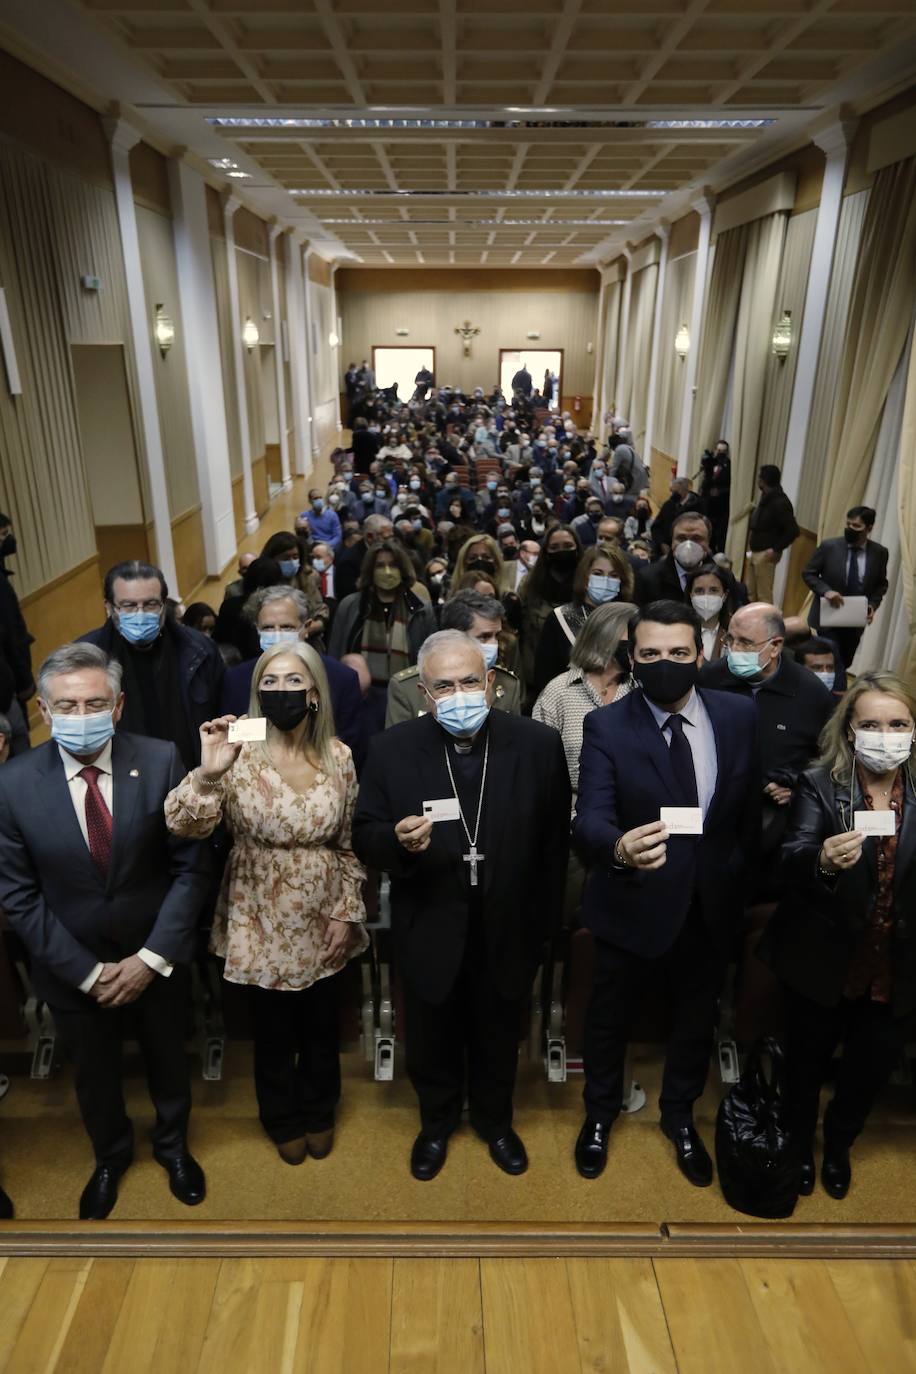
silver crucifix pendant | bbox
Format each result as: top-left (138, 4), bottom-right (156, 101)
top-left (463, 846), bottom-right (485, 886)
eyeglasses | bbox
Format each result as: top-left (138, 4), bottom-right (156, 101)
top-left (723, 634), bottom-right (773, 651)
top-left (115, 599), bottom-right (164, 614)
top-left (423, 676), bottom-right (485, 700)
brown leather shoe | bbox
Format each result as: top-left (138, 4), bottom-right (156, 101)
top-left (277, 1137), bottom-right (308, 1166)
top-left (306, 1129), bottom-right (334, 1160)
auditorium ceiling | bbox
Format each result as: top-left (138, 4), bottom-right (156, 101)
top-left (2, 0), bottom-right (915, 266)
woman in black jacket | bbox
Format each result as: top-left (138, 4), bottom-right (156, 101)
top-left (759, 671), bottom-right (916, 1200)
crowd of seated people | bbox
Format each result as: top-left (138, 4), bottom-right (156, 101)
top-left (0, 379), bottom-right (907, 1224)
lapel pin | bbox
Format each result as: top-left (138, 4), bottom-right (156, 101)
top-left (129, 768), bottom-right (140, 777)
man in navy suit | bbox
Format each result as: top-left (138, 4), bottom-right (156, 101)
top-left (573, 600), bottom-right (758, 1186)
top-left (0, 643), bottom-right (210, 1220)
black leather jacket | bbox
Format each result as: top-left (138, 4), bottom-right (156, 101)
top-left (758, 764), bottom-right (916, 1016)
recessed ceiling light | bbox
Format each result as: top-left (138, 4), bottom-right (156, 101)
top-left (227, 170), bottom-right (250, 179)
top-left (646, 119), bottom-right (774, 129)
top-left (291, 188), bottom-right (666, 199)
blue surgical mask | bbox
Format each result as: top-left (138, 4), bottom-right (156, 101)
top-left (409, 479), bottom-right (421, 491)
top-left (434, 689), bottom-right (490, 738)
top-left (312, 558), bottom-right (327, 574)
top-left (259, 629), bottom-right (299, 652)
top-left (587, 574), bottom-right (621, 604)
top-left (726, 647), bottom-right (768, 681)
top-left (564, 483), bottom-right (575, 494)
top-left (116, 611), bottom-right (161, 645)
top-left (813, 670), bottom-right (834, 690)
top-left (480, 641), bottom-right (499, 669)
top-left (487, 479), bottom-right (498, 491)
top-left (51, 710), bottom-right (115, 756)
top-left (278, 558), bottom-right (300, 578)
top-left (497, 506), bottom-right (511, 519)
top-left (312, 498), bottom-right (324, 511)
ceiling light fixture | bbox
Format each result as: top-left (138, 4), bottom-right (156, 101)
top-left (291, 188), bottom-right (666, 199)
top-left (154, 305), bottom-right (175, 356)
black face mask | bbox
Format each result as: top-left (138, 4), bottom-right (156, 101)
top-left (632, 658), bottom-right (699, 706)
top-left (501, 545), bottom-right (518, 560)
top-left (844, 526), bottom-right (862, 544)
top-left (258, 690), bottom-right (318, 732)
top-left (0, 534), bottom-right (16, 559)
top-left (467, 556), bottom-right (496, 574)
top-left (547, 549), bottom-right (578, 576)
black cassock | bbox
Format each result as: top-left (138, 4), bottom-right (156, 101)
top-left (353, 710), bottom-right (570, 1140)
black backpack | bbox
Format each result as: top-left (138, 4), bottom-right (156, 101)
top-left (715, 1037), bottom-right (801, 1218)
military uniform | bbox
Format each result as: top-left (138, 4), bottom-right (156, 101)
top-left (385, 664), bottom-right (521, 728)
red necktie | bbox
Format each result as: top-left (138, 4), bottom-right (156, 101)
top-left (78, 765), bottom-right (112, 875)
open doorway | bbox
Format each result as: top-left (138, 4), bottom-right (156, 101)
top-left (372, 345), bottom-right (436, 402)
top-left (499, 349), bottom-right (562, 406)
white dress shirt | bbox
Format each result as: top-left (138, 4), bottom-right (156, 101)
top-left (643, 686), bottom-right (718, 819)
top-left (59, 742), bottom-right (173, 992)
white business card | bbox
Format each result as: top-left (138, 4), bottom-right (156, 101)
top-left (423, 797), bottom-right (461, 823)
top-left (660, 806), bottom-right (703, 835)
top-left (853, 810), bottom-right (896, 837)
top-left (228, 718), bottom-right (267, 743)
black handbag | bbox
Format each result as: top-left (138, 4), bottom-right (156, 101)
top-left (715, 1036), bottom-right (801, 1218)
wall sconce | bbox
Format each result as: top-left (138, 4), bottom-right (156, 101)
top-left (154, 304), bottom-right (175, 357)
top-left (771, 310), bottom-right (792, 362)
top-left (674, 323), bottom-right (690, 359)
top-left (328, 330), bottom-right (340, 348)
top-left (242, 317), bottom-right (260, 352)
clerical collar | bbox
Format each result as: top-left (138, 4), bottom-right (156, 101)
top-left (440, 720), bottom-right (489, 755)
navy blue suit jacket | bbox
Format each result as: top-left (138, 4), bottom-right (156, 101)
top-left (221, 652), bottom-right (365, 769)
top-left (573, 687), bottom-right (759, 957)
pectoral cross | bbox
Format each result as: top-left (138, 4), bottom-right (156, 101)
top-left (463, 845), bottom-right (485, 887)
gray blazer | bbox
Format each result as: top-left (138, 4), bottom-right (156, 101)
top-left (0, 732), bottom-right (209, 1010)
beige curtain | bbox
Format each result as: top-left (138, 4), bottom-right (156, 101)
top-left (655, 250), bottom-right (696, 458)
top-left (689, 227), bottom-right (745, 458)
top-left (818, 156), bottom-right (916, 540)
top-left (757, 209), bottom-right (817, 471)
top-left (601, 277), bottom-right (622, 421)
top-left (623, 263), bottom-right (658, 453)
top-left (726, 212), bottom-right (789, 564)
top-left (899, 323), bottom-right (916, 690)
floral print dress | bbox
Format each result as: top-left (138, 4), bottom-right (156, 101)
top-left (164, 738), bottom-right (368, 991)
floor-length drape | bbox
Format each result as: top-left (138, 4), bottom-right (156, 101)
top-left (898, 319), bottom-right (916, 691)
top-left (689, 228), bottom-right (745, 459)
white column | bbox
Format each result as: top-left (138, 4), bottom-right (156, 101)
top-left (168, 158), bottom-right (237, 574)
top-left (331, 263), bottom-right (343, 432)
top-left (590, 272), bottom-right (608, 436)
top-left (302, 247), bottom-right (320, 456)
top-left (222, 193), bottom-right (258, 535)
top-left (641, 222), bottom-right (670, 467)
top-left (103, 118), bottom-right (179, 595)
top-left (676, 191), bottom-right (716, 477)
top-left (615, 247), bottom-right (634, 420)
top-left (774, 117), bottom-right (856, 607)
top-left (268, 224), bottom-right (292, 492)
top-left (284, 232), bottom-right (313, 478)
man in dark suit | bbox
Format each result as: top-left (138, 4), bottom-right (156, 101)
top-left (636, 511), bottom-right (713, 606)
top-left (220, 585), bottom-right (364, 768)
top-left (699, 601), bottom-right (835, 895)
top-left (803, 505), bottom-right (889, 670)
top-left (573, 600), bottom-right (758, 1186)
top-left (0, 642), bottom-right (210, 1219)
top-left (353, 630), bottom-right (570, 1181)
top-left (80, 560), bottom-right (224, 769)
top-left (650, 477), bottom-right (704, 558)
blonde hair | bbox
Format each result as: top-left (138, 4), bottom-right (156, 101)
top-left (816, 670), bottom-right (916, 782)
top-left (452, 533), bottom-right (511, 595)
top-left (249, 640), bottom-right (336, 773)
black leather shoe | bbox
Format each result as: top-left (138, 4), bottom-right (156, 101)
top-left (79, 1164), bottom-right (126, 1220)
top-left (488, 1130), bottom-right (528, 1176)
top-left (0, 1184), bottom-right (13, 1220)
top-left (156, 1153), bottom-right (206, 1206)
top-left (662, 1122), bottom-right (714, 1188)
top-left (410, 1132), bottom-right (448, 1182)
top-left (575, 1118), bottom-right (610, 1179)
top-left (821, 1144), bottom-right (851, 1200)
top-left (798, 1155), bottom-right (816, 1196)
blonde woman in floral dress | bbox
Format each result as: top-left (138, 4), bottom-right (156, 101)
top-left (165, 641), bottom-right (367, 1166)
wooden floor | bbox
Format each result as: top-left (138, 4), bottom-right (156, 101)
top-left (2, 1254), bottom-right (915, 1372)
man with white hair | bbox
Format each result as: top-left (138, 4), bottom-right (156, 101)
top-left (354, 630), bottom-right (569, 1181)
top-left (0, 642), bottom-right (210, 1219)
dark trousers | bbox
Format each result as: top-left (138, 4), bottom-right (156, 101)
top-left (247, 974), bottom-right (342, 1144)
top-left (52, 966), bottom-right (192, 1169)
top-left (583, 904), bottom-right (727, 1128)
top-left (785, 989), bottom-right (905, 1154)
top-left (830, 626), bottom-right (864, 670)
top-left (403, 945), bottom-right (524, 1143)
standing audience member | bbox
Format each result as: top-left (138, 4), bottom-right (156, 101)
top-left (0, 511), bottom-right (35, 712)
top-left (803, 506), bottom-right (889, 671)
top-left (302, 490), bottom-right (342, 552)
top-left (796, 636), bottom-right (845, 697)
top-left (651, 478), bottom-right (703, 557)
top-left (80, 561), bottom-right (224, 768)
top-left (182, 603), bottom-right (217, 638)
top-left (517, 526), bottom-right (582, 703)
top-left (532, 544), bottom-right (633, 700)
top-left (745, 465), bottom-right (799, 604)
top-left (759, 673), bottom-right (916, 1199)
top-left (698, 442), bottom-right (731, 552)
top-left (353, 631), bottom-right (569, 1180)
top-left (573, 601), bottom-right (758, 1186)
top-left (685, 561), bottom-right (740, 663)
top-left (637, 512), bottom-right (712, 607)
top-left (0, 644), bottom-right (210, 1219)
top-left (167, 644), bottom-right (367, 1165)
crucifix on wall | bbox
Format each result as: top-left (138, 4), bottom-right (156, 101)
top-left (454, 320), bottom-right (480, 357)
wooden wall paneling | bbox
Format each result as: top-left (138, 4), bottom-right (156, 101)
top-left (231, 473), bottom-right (245, 543)
top-left (651, 448), bottom-right (678, 504)
top-left (266, 443), bottom-right (282, 483)
top-left (250, 456), bottom-right (270, 518)
top-left (94, 524), bottom-right (151, 576)
top-left (308, 255), bottom-right (334, 288)
top-left (19, 555), bottom-right (105, 668)
top-left (171, 504), bottom-right (206, 597)
top-left (783, 527), bottom-right (817, 617)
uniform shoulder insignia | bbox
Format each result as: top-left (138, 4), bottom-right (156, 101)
top-left (394, 666), bottom-right (418, 681)
top-left (497, 665), bottom-right (519, 680)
